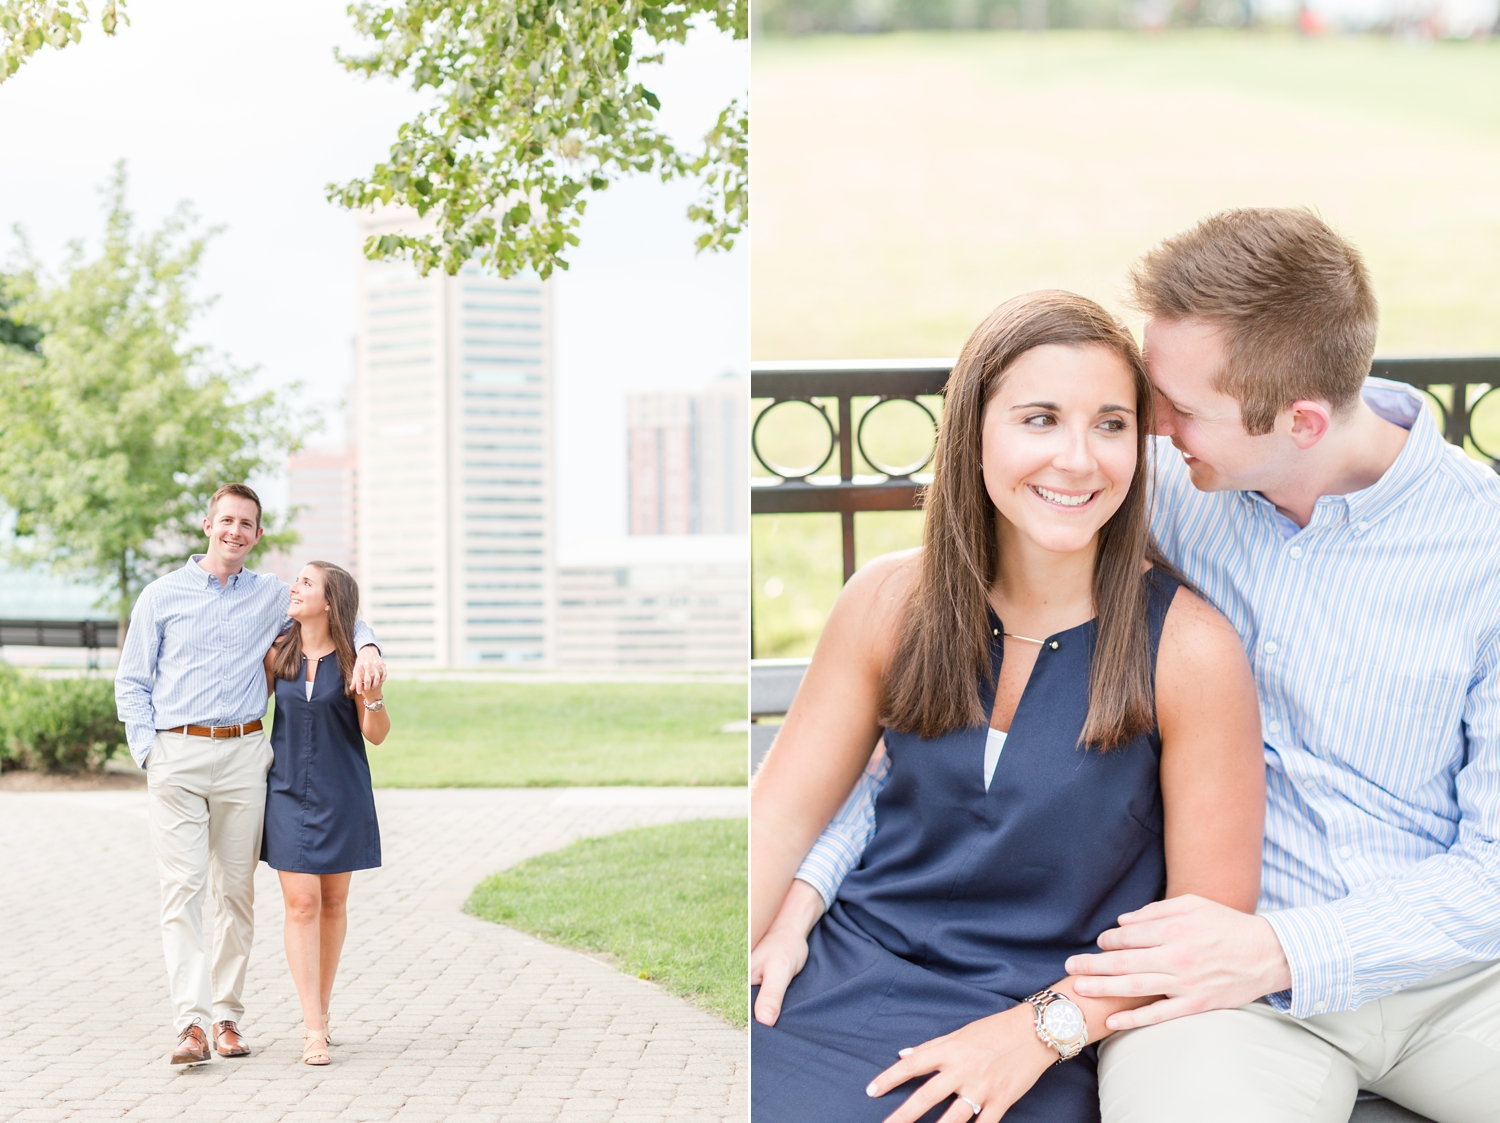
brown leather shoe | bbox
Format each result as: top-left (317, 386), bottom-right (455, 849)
top-left (170, 1024), bottom-right (211, 1066)
top-left (212, 1020), bottom-right (250, 1057)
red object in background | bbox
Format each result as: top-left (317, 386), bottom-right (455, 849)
top-left (1297, 4), bottom-right (1327, 34)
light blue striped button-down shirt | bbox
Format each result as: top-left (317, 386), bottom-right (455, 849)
top-left (793, 379), bottom-right (1500, 1018)
top-left (115, 556), bottom-right (377, 766)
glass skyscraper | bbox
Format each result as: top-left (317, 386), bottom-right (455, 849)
top-left (354, 214), bottom-right (554, 666)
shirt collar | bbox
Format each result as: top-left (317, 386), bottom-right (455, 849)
top-left (186, 554), bottom-right (245, 589)
top-left (1339, 377), bottom-right (1445, 527)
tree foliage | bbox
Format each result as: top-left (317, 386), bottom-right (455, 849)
top-left (0, 1), bottom-right (746, 278)
top-left (0, 0), bottom-right (125, 82)
top-left (0, 273), bottom-right (43, 351)
top-left (329, 0), bottom-right (748, 277)
top-left (0, 166), bottom-right (303, 626)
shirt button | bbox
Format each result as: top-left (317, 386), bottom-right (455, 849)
top-left (1264, 641), bottom-right (1279, 655)
top-left (1288, 546), bottom-right (1304, 559)
top-left (1338, 845), bottom-right (1354, 859)
top-left (1313, 1000), bottom-right (1327, 1014)
top-left (1267, 720), bottom-right (1282, 734)
top-left (1354, 522), bottom-right (1368, 535)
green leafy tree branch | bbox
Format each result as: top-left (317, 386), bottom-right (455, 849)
top-left (0, 0), bottom-right (125, 82)
top-left (0, 166), bottom-right (304, 634)
top-left (328, 0), bottom-right (748, 277)
top-left (0, 2), bottom-right (745, 277)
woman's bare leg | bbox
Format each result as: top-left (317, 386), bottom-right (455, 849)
top-left (278, 871), bottom-right (327, 1034)
top-left (316, 873), bottom-right (353, 1019)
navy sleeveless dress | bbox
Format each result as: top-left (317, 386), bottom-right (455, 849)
top-left (262, 653), bottom-right (382, 875)
top-left (752, 571), bottom-right (1180, 1123)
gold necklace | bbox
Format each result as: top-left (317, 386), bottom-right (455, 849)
top-left (992, 627), bottom-right (1061, 650)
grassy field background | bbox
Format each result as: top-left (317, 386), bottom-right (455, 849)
top-left (466, 818), bottom-right (748, 1026)
top-left (273, 681), bottom-right (746, 787)
top-left (751, 30), bottom-right (1500, 656)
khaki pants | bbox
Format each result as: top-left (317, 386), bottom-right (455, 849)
top-left (1098, 960), bottom-right (1500, 1123)
top-left (145, 729), bottom-right (273, 1033)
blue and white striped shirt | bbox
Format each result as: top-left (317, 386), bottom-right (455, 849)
top-left (115, 556), bottom-right (377, 766)
top-left (794, 379), bottom-right (1500, 1018)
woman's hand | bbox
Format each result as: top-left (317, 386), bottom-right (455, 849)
top-left (356, 686), bottom-right (391, 746)
top-left (865, 1004), bottom-right (1055, 1123)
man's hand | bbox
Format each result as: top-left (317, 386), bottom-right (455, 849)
top-left (751, 878), bottom-right (826, 1026)
top-left (352, 646), bottom-right (387, 695)
top-left (751, 923), bottom-right (809, 1027)
top-left (1065, 894), bottom-right (1292, 1031)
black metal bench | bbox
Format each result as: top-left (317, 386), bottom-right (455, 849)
top-left (750, 659), bottom-right (1435, 1123)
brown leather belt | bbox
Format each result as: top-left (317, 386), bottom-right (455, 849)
top-left (162, 721), bottom-right (264, 739)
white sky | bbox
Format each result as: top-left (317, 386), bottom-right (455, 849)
top-left (0, 0), bottom-right (748, 543)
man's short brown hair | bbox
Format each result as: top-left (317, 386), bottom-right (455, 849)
top-left (208, 483), bottom-right (262, 528)
top-left (1129, 208), bottom-right (1378, 435)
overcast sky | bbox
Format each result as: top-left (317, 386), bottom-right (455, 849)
top-left (0, 0), bottom-right (748, 542)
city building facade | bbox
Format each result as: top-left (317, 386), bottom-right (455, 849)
top-left (353, 212), bottom-right (555, 666)
top-left (627, 375), bottom-right (748, 536)
top-left (555, 534), bottom-right (748, 671)
top-left (266, 444), bottom-right (359, 583)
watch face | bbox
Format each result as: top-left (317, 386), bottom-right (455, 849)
top-left (1043, 999), bottom-right (1085, 1043)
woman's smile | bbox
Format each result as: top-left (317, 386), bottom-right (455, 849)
top-left (1029, 484), bottom-right (1101, 509)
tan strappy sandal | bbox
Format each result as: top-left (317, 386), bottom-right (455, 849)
top-left (301, 1026), bottom-right (331, 1065)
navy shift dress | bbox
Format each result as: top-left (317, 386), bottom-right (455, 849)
top-left (752, 571), bottom-right (1180, 1123)
top-left (262, 653), bottom-right (382, 875)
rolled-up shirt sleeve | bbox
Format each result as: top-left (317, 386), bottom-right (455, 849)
top-left (352, 618), bottom-right (378, 653)
top-left (794, 750), bottom-right (890, 910)
top-left (1263, 628), bottom-right (1500, 1018)
top-left (114, 588), bottom-right (162, 767)
top-left (276, 616), bottom-right (380, 654)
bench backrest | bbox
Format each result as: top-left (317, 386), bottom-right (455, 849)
top-left (750, 658), bottom-right (809, 772)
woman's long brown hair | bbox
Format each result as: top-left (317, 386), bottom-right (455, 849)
top-left (879, 290), bottom-right (1174, 750)
top-left (272, 562), bottom-right (361, 696)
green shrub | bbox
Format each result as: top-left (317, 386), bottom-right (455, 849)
top-left (0, 671), bottom-right (126, 773)
top-left (0, 664), bottom-right (20, 770)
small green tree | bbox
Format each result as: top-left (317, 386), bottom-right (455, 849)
top-left (329, 0), bottom-right (748, 278)
top-left (0, 165), bottom-right (302, 637)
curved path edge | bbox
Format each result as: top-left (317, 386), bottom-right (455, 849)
top-left (0, 786), bottom-right (748, 1123)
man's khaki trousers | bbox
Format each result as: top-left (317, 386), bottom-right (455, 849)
top-left (1098, 959), bottom-right (1500, 1123)
top-left (145, 729), bottom-right (273, 1033)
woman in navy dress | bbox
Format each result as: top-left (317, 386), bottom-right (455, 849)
top-left (750, 292), bottom-right (1266, 1123)
top-left (261, 561), bottom-right (389, 1065)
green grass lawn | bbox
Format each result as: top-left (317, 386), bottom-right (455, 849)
top-left (751, 29), bottom-right (1500, 655)
top-left (284, 680), bottom-right (746, 787)
top-left (465, 818), bottom-right (748, 1026)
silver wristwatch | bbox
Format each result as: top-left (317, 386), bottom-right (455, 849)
top-left (1026, 988), bottom-right (1088, 1063)
top-left (363, 698), bottom-right (385, 712)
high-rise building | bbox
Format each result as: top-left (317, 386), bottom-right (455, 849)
top-left (554, 534), bottom-right (748, 670)
top-left (267, 444), bottom-right (359, 583)
top-left (627, 374), bottom-right (748, 536)
top-left (353, 212), bottom-right (554, 666)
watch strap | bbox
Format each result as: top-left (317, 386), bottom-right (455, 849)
top-left (1025, 988), bottom-right (1088, 1063)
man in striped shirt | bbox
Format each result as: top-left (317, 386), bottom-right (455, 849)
top-left (755, 210), bottom-right (1500, 1120)
top-left (115, 483), bottom-right (385, 1066)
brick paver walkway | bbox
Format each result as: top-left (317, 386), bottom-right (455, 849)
top-left (0, 787), bottom-right (747, 1122)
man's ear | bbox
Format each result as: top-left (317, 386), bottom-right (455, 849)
top-left (202, 517), bottom-right (214, 538)
top-left (1284, 400), bottom-right (1332, 451)
top-left (253, 525), bottom-right (264, 543)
